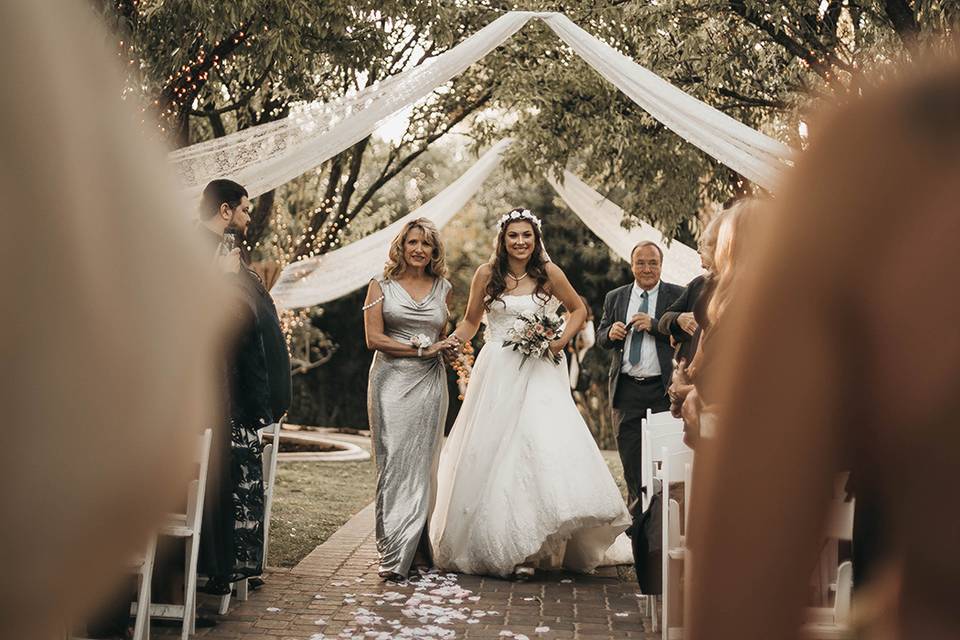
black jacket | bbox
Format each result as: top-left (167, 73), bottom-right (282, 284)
top-left (597, 280), bottom-right (686, 405)
top-left (657, 274), bottom-right (712, 365)
top-left (238, 270), bottom-right (291, 422)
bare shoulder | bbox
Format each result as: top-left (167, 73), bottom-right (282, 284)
top-left (544, 262), bottom-right (566, 279)
top-left (474, 263), bottom-right (493, 281)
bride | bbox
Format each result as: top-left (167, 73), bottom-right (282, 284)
top-left (430, 207), bottom-right (630, 578)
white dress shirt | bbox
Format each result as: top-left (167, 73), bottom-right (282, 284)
top-left (621, 281), bottom-right (661, 378)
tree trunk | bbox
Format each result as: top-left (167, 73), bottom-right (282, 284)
top-left (294, 155), bottom-right (345, 260)
top-left (247, 189), bottom-right (276, 248)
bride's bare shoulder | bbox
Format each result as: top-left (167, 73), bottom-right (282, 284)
top-left (474, 263), bottom-right (493, 281)
top-left (544, 262), bottom-right (566, 280)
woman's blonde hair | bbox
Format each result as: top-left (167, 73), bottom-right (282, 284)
top-left (706, 199), bottom-right (762, 329)
top-left (383, 218), bottom-right (448, 280)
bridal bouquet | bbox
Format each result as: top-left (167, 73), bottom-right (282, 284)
top-left (502, 311), bottom-right (564, 369)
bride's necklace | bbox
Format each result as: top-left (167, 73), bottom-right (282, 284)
top-left (507, 271), bottom-right (528, 283)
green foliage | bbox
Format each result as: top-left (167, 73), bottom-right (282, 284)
top-left (100, 0), bottom-right (959, 436)
top-left (467, 0), bottom-right (958, 234)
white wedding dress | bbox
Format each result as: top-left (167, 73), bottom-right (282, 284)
top-left (430, 293), bottom-right (631, 577)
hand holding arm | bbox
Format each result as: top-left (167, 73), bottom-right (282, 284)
top-left (451, 265), bottom-right (491, 345)
top-left (546, 263), bottom-right (587, 355)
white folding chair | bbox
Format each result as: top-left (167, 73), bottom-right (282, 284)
top-left (639, 422), bottom-right (686, 632)
top-left (661, 447), bottom-right (694, 640)
top-left (640, 425), bottom-right (684, 513)
top-left (71, 535), bottom-right (157, 640)
top-left (803, 489), bottom-right (855, 639)
top-left (646, 409), bottom-right (680, 427)
top-left (218, 420), bottom-right (282, 614)
top-left (142, 428), bottom-right (212, 640)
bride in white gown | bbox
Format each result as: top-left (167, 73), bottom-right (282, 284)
top-left (430, 208), bottom-right (630, 578)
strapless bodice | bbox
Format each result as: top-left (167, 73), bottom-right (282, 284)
top-left (483, 293), bottom-right (562, 344)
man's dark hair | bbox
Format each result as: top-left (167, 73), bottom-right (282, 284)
top-left (200, 179), bottom-right (248, 220)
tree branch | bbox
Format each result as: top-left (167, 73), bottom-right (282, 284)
top-left (188, 58), bottom-right (276, 117)
top-left (345, 90), bottom-right (494, 225)
top-left (157, 22), bottom-right (254, 141)
top-left (294, 155), bottom-right (345, 260)
top-left (716, 87), bottom-right (789, 110)
top-left (727, 0), bottom-right (843, 80)
top-left (882, 0), bottom-right (920, 49)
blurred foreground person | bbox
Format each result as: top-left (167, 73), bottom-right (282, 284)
top-left (0, 2), bottom-right (224, 638)
top-left (688, 62), bottom-right (960, 639)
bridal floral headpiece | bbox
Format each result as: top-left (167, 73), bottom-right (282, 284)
top-left (496, 208), bottom-right (542, 231)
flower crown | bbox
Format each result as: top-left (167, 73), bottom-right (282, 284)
top-left (496, 208), bottom-right (542, 231)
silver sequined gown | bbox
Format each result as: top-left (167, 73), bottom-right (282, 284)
top-left (367, 275), bottom-right (450, 577)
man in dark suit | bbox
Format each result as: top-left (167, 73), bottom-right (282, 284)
top-left (597, 241), bottom-right (685, 509)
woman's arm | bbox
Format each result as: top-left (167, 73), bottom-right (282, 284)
top-left (546, 263), bottom-right (587, 355)
top-left (363, 280), bottom-right (450, 358)
top-left (451, 265), bottom-right (491, 344)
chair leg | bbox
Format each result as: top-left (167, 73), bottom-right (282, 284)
top-left (651, 595), bottom-right (659, 632)
top-left (183, 536), bottom-right (200, 640)
top-left (132, 572), bottom-right (149, 640)
top-left (134, 538), bottom-right (156, 640)
top-left (141, 581), bottom-right (151, 640)
top-left (218, 590), bottom-right (232, 615)
top-left (237, 577), bottom-right (249, 601)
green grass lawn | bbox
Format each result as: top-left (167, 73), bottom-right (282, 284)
top-left (267, 450), bottom-right (627, 569)
top-left (268, 458), bottom-right (376, 568)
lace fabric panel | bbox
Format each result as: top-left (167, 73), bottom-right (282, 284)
top-left (168, 11), bottom-right (792, 204)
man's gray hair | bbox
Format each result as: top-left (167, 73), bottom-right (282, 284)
top-left (630, 240), bottom-right (664, 262)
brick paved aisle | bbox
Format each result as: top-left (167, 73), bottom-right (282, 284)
top-left (174, 503), bottom-right (655, 639)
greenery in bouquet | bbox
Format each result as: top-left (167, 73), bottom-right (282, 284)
top-left (502, 310), bottom-right (564, 369)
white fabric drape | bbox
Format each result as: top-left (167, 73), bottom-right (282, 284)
top-left (270, 140), bottom-right (513, 310)
top-left (169, 11), bottom-right (792, 202)
top-left (272, 142), bottom-right (702, 309)
top-left (541, 14), bottom-right (792, 191)
top-left (547, 170), bottom-right (704, 285)
top-left (169, 12), bottom-right (537, 202)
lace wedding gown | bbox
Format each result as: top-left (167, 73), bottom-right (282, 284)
top-left (430, 293), bottom-right (631, 577)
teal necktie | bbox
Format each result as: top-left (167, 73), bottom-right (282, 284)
top-left (628, 290), bottom-right (649, 366)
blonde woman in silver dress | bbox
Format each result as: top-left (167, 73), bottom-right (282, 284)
top-left (363, 218), bottom-right (459, 581)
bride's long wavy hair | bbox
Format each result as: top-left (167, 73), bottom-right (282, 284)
top-left (484, 208), bottom-right (550, 310)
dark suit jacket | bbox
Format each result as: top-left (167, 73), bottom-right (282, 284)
top-left (658, 274), bottom-right (710, 365)
top-left (597, 280), bottom-right (685, 406)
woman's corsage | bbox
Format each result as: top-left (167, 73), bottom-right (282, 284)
top-left (411, 333), bottom-right (433, 358)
